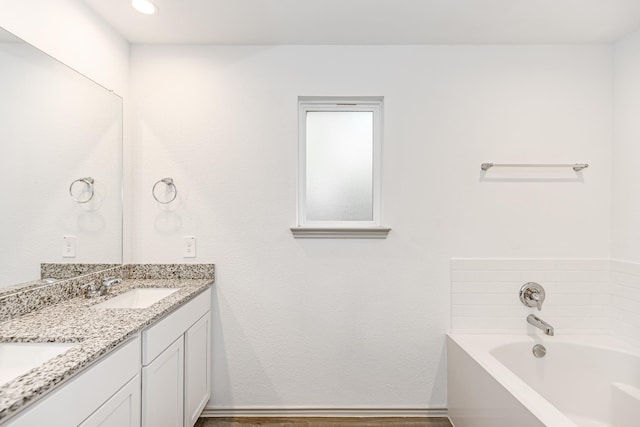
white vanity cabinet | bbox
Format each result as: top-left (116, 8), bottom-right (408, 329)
top-left (141, 288), bottom-right (211, 427)
top-left (6, 335), bottom-right (141, 427)
top-left (3, 287), bottom-right (211, 427)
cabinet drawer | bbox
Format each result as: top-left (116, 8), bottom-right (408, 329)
top-left (7, 335), bottom-right (141, 427)
top-left (142, 288), bottom-right (210, 366)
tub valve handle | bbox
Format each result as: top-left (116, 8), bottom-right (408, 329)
top-left (519, 282), bottom-right (546, 311)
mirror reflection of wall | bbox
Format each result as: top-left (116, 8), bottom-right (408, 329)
top-left (0, 26), bottom-right (123, 289)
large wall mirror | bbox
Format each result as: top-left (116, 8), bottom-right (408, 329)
top-left (0, 26), bottom-right (122, 290)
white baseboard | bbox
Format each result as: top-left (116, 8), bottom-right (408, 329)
top-left (201, 407), bottom-right (448, 418)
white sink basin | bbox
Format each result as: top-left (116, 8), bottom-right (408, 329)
top-left (93, 288), bottom-right (179, 309)
top-left (0, 342), bottom-right (76, 385)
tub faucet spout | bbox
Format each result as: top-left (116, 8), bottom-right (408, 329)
top-left (527, 314), bottom-right (554, 336)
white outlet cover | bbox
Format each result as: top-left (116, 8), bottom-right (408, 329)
top-left (63, 236), bottom-right (76, 258)
top-left (183, 236), bottom-right (196, 258)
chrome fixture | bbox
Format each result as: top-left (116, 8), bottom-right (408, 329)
top-left (481, 163), bottom-right (589, 172)
top-left (527, 314), bottom-right (555, 336)
top-left (520, 282), bottom-right (546, 310)
top-left (152, 177), bottom-right (177, 204)
top-left (69, 177), bottom-right (95, 203)
top-left (83, 278), bottom-right (122, 298)
top-left (532, 344), bottom-right (547, 358)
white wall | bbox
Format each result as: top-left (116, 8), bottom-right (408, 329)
top-left (130, 45), bottom-right (612, 410)
top-left (612, 28), bottom-right (640, 262)
top-left (0, 0), bottom-right (128, 95)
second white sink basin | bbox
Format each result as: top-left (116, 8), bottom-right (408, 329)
top-left (0, 342), bottom-right (76, 385)
top-left (93, 288), bottom-right (179, 309)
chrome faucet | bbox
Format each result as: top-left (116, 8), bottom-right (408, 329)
top-left (83, 278), bottom-right (122, 298)
top-left (527, 314), bottom-right (554, 336)
top-left (520, 282), bottom-right (546, 311)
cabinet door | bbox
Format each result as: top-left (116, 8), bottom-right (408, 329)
top-left (142, 337), bottom-right (184, 427)
top-left (184, 312), bottom-right (211, 427)
top-left (80, 374), bottom-right (141, 427)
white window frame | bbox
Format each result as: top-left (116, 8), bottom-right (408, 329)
top-left (292, 97), bottom-right (390, 238)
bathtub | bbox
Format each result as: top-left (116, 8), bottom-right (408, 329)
top-left (447, 334), bottom-right (640, 427)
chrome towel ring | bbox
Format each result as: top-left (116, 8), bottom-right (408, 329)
top-left (69, 177), bottom-right (95, 203)
top-left (152, 177), bottom-right (177, 204)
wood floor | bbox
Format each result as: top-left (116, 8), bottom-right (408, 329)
top-left (195, 417), bottom-right (453, 427)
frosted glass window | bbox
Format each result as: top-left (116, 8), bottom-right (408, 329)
top-left (306, 111), bottom-right (373, 221)
top-left (296, 98), bottom-right (383, 230)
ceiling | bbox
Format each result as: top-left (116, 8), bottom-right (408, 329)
top-left (82, 0), bottom-right (640, 45)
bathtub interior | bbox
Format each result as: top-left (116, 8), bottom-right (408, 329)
top-left (449, 335), bottom-right (640, 427)
top-left (491, 340), bottom-right (640, 425)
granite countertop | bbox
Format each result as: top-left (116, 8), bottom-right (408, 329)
top-left (0, 272), bottom-right (213, 423)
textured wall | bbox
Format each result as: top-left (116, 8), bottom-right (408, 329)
top-left (612, 28), bottom-right (640, 262)
top-left (130, 45), bottom-right (612, 410)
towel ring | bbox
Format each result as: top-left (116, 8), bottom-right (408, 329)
top-left (152, 177), bottom-right (177, 204)
top-left (69, 177), bottom-right (95, 203)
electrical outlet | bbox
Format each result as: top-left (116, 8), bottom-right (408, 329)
top-left (63, 236), bottom-right (76, 258)
top-left (183, 236), bottom-right (196, 258)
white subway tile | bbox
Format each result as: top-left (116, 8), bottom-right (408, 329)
top-left (549, 282), bottom-right (609, 294)
top-left (544, 293), bottom-right (594, 306)
top-left (611, 295), bottom-right (637, 313)
top-left (552, 316), bottom-right (609, 330)
top-left (611, 260), bottom-right (640, 276)
top-left (451, 259), bottom-right (545, 271)
top-left (452, 305), bottom-right (526, 317)
top-left (611, 283), bottom-right (640, 302)
top-left (452, 282), bottom-right (522, 294)
top-left (452, 293), bottom-right (517, 306)
top-left (451, 258), bottom-right (609, 271)
top-left (452, 316), bottom-right (524, 331)
top-left (560, 328), bottom-right (609, 335)
top-left (611, 271), bottom-right (640, 288)
top-left (451, 270), bottom-right (525, 282)
top-left (550, 270), bottom-right (610, 282)
top-left (621, 309), bottom-right (640, 328)
top-left (542, 305), bottom-right (605, 317)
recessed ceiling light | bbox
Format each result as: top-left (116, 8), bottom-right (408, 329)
top-left (132, 0), bottom-right (158, 15)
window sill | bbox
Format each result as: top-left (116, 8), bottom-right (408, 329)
top-left (290, 227), bottom-right (391, 239)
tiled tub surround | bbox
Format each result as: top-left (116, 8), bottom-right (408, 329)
top-left (451, 259), bottom-right (611, 334)
top-left (451, 258), bottom-right (640, 339)
top-left (0, 264), bottom-right (214, 423)
top-left (611, 260), bottom-right (640, 347)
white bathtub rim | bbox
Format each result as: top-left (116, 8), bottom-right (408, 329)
top-left (447, 334), bottom-right (640, 427)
